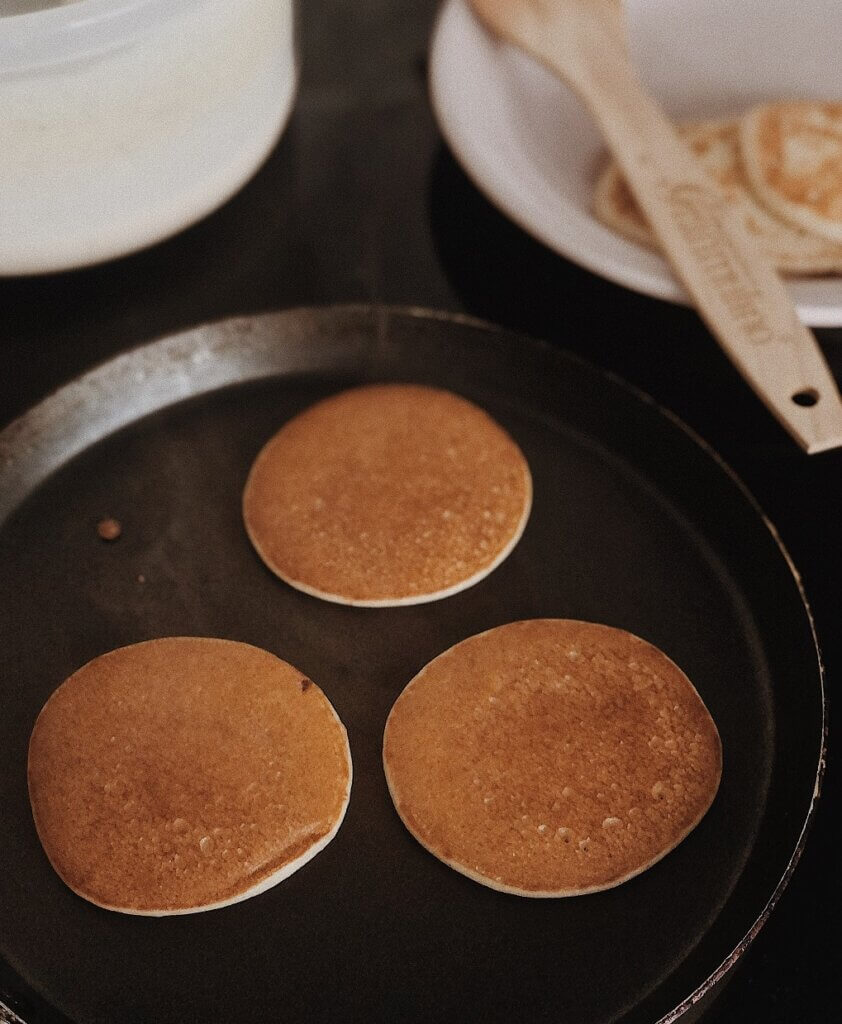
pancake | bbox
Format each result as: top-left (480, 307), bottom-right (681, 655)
top-left (592, 156), bottom-right (654, 248)
top-left (593, 118), bottom-right (842, 274)
top-left (242, 384), bottom-right (532, 606)
top-left (739, 101), bottom-right (842, 244)
top-left (28, 637), bottom-right (352, 915)
top-left (383, 620), bottom-right (722, 897)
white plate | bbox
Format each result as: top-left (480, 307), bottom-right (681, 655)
top-left (428, 0), bottom-right (842, 327)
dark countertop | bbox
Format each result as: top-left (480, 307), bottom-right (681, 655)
top-left (0, 2), bottom-right (836, 1021)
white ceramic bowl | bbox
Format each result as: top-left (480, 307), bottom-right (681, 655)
top-left (0, 0), bottom-right (297, 275)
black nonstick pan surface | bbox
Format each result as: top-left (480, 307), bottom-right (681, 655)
top-left (0, 307), bottom-right (824, 1024)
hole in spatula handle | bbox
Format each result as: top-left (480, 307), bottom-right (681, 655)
top-left (791, 389), bottom-right (820, 407)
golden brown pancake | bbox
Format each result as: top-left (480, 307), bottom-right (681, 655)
top-left (242, 384), bottom-right (532, 606)
top-left (739, 101), bottom-right (842, 244)
top-left (383, 620), bottom-right (722, 897)
top-left (28, 637), bottom-right (352, 915)
top-left (593, 118), bottom-right (842, 274)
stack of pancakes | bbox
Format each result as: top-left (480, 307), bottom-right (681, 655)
top-left (593, 101), bottom-right (842, 273)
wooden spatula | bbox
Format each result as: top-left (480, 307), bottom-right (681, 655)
top-left (469, 0), bottom-right (842, 453)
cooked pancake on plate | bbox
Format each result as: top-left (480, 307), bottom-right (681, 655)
top-left (593, 118), bottom-right (842, 274)
top-left (28, 637), bottom-right (352, 916)
top-left (383, 620), bottom-right (722, 897)
top-left (242, 384), bottom-right (532, 606)
top-left (739, 101), bottom-right (842, 244)
top-left (592, 156), bottom-right (657, 249)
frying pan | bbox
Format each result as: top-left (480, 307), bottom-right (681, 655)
top-left (0, 307), bottom-right (824, 1024)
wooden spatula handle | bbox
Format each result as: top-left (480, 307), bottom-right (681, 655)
top-left (568, 49), bottom-right (842, 452)
top-left (470, 0), bottom-right (842, 453)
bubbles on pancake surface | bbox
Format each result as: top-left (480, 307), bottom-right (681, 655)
top-left (242, 384), bottom-right (532, 606)
top-left (28, 637), bottom-right (352, 915)
top-left (383, 619), bottom-right (722, 897)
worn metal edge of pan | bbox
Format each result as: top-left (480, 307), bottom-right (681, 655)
top-left (0, 303), bottom-right (827, 1024)
top-left (642, 452), bottom-right (826, 1021)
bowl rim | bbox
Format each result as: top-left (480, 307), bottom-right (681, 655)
top-left (0, 0), bottom-right (203, 75)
